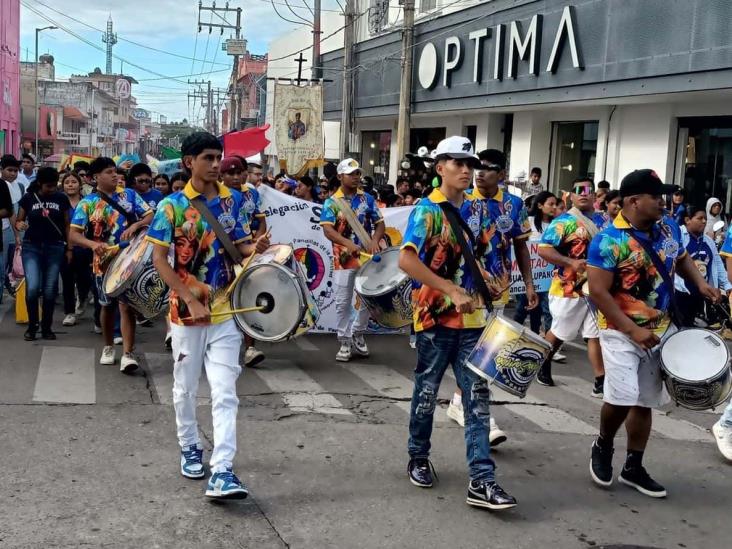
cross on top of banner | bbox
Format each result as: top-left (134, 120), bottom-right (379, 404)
top-left (267, 53), bottom-right (333, 86)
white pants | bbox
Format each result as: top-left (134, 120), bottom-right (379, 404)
top-left (548, 295), bottom-right (599, 341)
top-left (171, 319), bottom-right (242, 472)
top-left (333, 268), bottom-right (370, 342)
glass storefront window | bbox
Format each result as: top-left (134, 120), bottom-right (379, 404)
top-left (360, 130), bottom-right (392, 186)
top-left (550, 121), bottom-right (598, 193)
top-left (676, 117), bottom-right (732, 214)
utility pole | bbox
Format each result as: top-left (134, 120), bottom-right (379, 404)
top-left (34, 26), bottom-right (57, 159)
top-left (198, 2), bottom-right (242, 132)
top-left (312, 0), bottom-right (322, 80)
top-left (340, 0), bottom-right (354, 159)
top-left (396, 0), bottom-right (415, 164)
top-left (188, 79), bottom-right (210, 131)
top-left (207, 80), bottom-right (213, 133)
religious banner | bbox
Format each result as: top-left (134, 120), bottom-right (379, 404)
top-left (273, 83), bottom-right (324, 176)
top-left (258, 185), bottom-right (412, 333)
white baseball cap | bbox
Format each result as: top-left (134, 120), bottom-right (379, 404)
top-left (337, 158), bottom-right (361, 175)
top-left (245, 153), bottom-right (262, 167)
top-left (433, 136), bottom-right (481, 168)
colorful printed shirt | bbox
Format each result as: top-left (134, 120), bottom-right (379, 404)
top-left (592, 211), bottom-right (611, 230)
top-left (320, 187), bottom-right (384, 270)
top-left (240, 183), bottom-right (264, 232)
top-left (146, 182), bottom-right (251, 327)
top-left (539, 211), bottom-right (604, 298)
top-left (588, 214), bottom-right (685, 335)
top-left (402, 188), bottom-right (492, 332)
top-left (70, 187), bottom-right (152, 275)
top-left (139, 188), bottom-right (165, 210)
top-left (470, 186), bottom-right (531, 305)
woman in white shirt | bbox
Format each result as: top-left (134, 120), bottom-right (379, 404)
top-left (514, 191), bottom-right (557, 334)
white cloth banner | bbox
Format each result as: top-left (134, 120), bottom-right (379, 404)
top-left (273, 83), bottom-right (324, 175)
top-left (258, 185), bottom-right (412, 333)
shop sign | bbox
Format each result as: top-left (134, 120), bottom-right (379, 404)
top-left (417, 5), bottom-right (583, 90)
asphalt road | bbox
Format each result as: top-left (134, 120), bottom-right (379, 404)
top-left (0, 299), bottom-right (730, 549)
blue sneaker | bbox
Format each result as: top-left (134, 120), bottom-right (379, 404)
top-left (205, 468), bottom-right (249, 500)
top-left (180, 444), bottom-right (205, 479)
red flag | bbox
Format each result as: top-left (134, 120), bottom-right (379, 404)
top-left (223, 125), bottom-right (271, 159)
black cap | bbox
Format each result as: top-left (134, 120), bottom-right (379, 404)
top-left (619, 169), bottom-right (676, 198)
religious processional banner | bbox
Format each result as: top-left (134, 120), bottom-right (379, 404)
top-left (273, 83), bottom-right (324, 176)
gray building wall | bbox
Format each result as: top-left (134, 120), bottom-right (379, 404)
top-left (322, 0), bottom-right (732, 120)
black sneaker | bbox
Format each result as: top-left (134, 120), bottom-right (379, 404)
top-left (24, 329), bottom-right (37, 341)
top-left (590, 440), bottom-right (614, 487)
top-left (466, 480), bottom-right (517, 510)
top-left (536, 361), bottom-right (554, 386)
top-left (591, 376), bottom-right (604, 398)
top-left (407, 457), bottom-right (435, 488)
top-left (41, 330), bottom-right (57, 340)
top-left (619, 465), bottom-right (667, 498)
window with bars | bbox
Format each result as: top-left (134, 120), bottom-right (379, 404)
top-left (420, 0), bottom-right (437, 13)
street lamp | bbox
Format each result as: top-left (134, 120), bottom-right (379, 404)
top-left (34, 26), bottom-right (57, 159)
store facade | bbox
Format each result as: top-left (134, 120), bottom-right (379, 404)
top-left (321, 0), bottom-right (732, 208)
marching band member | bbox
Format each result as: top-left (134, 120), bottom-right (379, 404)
top-left (147, 132), bottom-right (269, 499)
top-left (399, 136), bottom-right (517, 511)
top-left (69, 157), bottom-right (152, 373)
top-left (537, 177), bottom-right (605, 395)
top-left (446, 149), bottom-right (537, 449)
top-left (320, 158), bottom-right (384, 362)
top-left (713, 217), bottom-right (732, 461)
top-left (587, 169), bottom-right (719, 497)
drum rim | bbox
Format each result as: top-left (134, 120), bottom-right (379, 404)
top-left (354, 247), bottom-right (409, 297)
top-left (660, 328), bottom-right (731, 384)
top-left (230, 262), bottom-right (307, 342)
top-left (103, 229), bottom-right (149, 297)
top-left (492, 314), bottom-right (553, 351)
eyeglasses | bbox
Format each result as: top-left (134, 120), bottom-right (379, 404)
top-left (572, 185), bottom-right (593, 196)
top-left (135, 178), bottom-right (152, 185)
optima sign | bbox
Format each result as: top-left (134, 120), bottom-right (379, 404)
top-left (417, 5), bottom-right (583, 90)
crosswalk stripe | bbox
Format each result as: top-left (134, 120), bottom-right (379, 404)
top-left (251, 359), bottom-right (352, 415)
top-left (292, 337), bottom-right (319, 352)
top-left (33, 346), bottom-right (95, 404)
top-left (144, 352), bottom-right (211, 406)
top-left (554, 375), bottom-right (712, 442)
top-left (504, 403), bottom-right (597, 435)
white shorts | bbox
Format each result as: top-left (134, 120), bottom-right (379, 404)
top-left (600, 327), bottom-right (676, 409)
top-left (548, 295), bottom-right (599, 341)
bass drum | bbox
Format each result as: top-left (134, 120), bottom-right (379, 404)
top-left (102, 228), bottom-right (170, 319)
top-left (659, 328), bottom-right (732, 410)
top-left (354, 247), bottom-right (412, 329)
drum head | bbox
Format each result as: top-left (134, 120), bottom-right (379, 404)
top-left (231, 263), bottom-right (305, 341)
top-left (250, 244), bottom-right (294, 269)
top-left (103, 229), bottom-right (149, 297)
top-left (661, 329), bottom-right (729, 382)
top-left (355, 247), bottom-right (408, 296)
top-left (495, 315), bottom-right (552, 351)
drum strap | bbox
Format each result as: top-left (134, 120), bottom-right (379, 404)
top-left (332, 196), bottom-right (373, 250)
top-left (190, 197), bottom-right (245, 265)
top-left (96, 191), bottom-right (138, 226)
top-left (627, 228), bottom-right (683, 327)
top-left (438, 202), bottom-right (494, 315)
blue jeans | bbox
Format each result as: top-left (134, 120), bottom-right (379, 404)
top-left (0, 225), bottom-right (14, 304)
top-left (408, 326), bottom-right (496, 482)
top-left (21, 241), bottom-right (65, 332)
top-left (513, 291), bottom-right (551, 334)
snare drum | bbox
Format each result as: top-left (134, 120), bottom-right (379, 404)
top-left (659, 328), bottom-right (732, 410)
top-left (102, 228), bottom-right (170, 319)
top-left (354, 247), bottom-right (412, 329)
top-left (466, 315), bottom-right (552, 398)
top-left (229, 245), bottom-right (320, 341)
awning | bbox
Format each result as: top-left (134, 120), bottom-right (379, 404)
top-left (63, 106), bottom-right (88, 120)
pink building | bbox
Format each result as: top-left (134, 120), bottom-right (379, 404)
top-left (0, 0), bottom-right (21, 155)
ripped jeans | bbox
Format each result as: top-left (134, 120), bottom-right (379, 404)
top-left (408, 326), bottom-right (495, 483)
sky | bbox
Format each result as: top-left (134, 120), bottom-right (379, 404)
top-left (19, 0), bottom-right (344, 124)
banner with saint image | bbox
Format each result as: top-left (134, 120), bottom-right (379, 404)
top-left (273, 83), bottom-right (324, 176)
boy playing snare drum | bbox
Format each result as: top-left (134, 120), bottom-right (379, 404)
top-left (399, 136), bottom-right (517, 511)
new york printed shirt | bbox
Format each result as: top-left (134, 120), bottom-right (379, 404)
top-left (587, 214), bottom-right (685, 335)
top-left (320, 188), bottom-right (384, 270)
top-left (146, 182), bottom-right (251, 327)
top-left (402, 189), bottom-right (492, 332)
top-left (70, 187), bottom-right (152, 275)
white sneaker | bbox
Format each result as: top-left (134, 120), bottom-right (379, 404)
top-left (409, 335), bottom-right (417, 349)
top-left (75, 300), bottom-right (86, 317)
top-left (489, 417), bottom-right (508, 447)
top-left (244, 346), bottom-right (265, 367)
top-left (120, 352), bottom-right (139, 374)
top-left (446, 400), bottom-right (465, 426)
top-left (62, 314), bottom-right (76, 326)
top-left (114, 336), bottom-right (123, 345)
top-left (93, 324), bottom-right (102, 334)
top-left (712, 421), bottom-right (732, 461)
top-left (336, 342), bottom-right (352, 362)
top-left (352, 335), bottom-right (369, 357)
top-left (100, 346), bottom-right (116, 365)
top-left (553, 350), bottom-right (567, 362)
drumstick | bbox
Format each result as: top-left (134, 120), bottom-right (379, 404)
top-left (183, 305), bottom-right (267, 321)
top-left (240, 229), bottom-right (273, 272)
